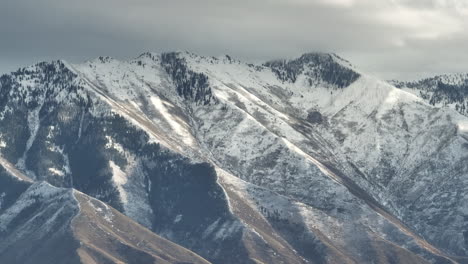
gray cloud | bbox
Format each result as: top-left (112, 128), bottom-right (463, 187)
top-left (0, 0), bottom-right (467, 80)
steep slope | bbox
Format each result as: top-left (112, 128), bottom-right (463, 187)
top-left (217, 168), bottom-right (435, 264)
top-left (0, 167), bottom-right (210, 264)
top-left (72, 52), bottom-right (459, 262)
top-left (173, 52), bottom-right (467, 260)
top-left (0, 52), bottom-right (466, 263)
top-left (0, 59), bottom-right (312, 264)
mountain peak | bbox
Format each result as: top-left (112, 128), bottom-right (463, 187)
top-left (264, 52), bottom-right (360, 87)
top-left (298, 52), bottom-right (335, 62)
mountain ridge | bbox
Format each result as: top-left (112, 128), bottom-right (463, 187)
top-left (1, 51), bottom-right (467, 263)
top-left (390, 73), bottom-right (468, 116)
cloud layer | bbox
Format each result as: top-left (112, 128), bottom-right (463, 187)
top-left (1, 0), bottom-right (467, 79)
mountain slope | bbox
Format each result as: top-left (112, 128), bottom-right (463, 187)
top-left (0, 166), bottom-right (211, 264)
top-left (0, 51), bottom-right (467, 263)
top-left (0, 59), bottom-right (314, 264)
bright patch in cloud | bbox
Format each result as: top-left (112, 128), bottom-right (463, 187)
top-left (319, 0), bottom-right (354, 7)
top-left (377, 3), bottom-right (463, 40)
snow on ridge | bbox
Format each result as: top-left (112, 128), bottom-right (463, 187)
top-left (401, 72), bottom-right (468, 87)
top-left (314, 76), bottom-right (422, 116)
top-left (436, 73), bottom-right (468, 86)
top-left (69, 54), bottom-right (201, 156)
top-left (183, 51), bottom-right (429, 122)
top-left (217, 166), bottom-right (342, 245)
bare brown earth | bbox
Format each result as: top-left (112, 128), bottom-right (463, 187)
top-left (72, 191), bottom-right (211, 264)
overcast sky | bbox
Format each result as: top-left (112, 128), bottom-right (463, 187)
top-left (1, 0), bottom-right (467, 80)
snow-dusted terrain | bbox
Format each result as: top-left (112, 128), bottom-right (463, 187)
top-left (0, 168), bottom-right (210, 264)
top-left (391, 73), bottom-right (468, 116)
top-left (0, 51), bottom-right (467, 263)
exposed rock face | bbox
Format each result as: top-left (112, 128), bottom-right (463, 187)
top-left (0, 51), bottom-right (467, 263)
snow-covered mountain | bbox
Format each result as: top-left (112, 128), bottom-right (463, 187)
top-left (0, 51), bottom-right (467, 263)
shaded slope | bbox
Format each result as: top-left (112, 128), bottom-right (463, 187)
top-left (72, 191), bottom-right (211, 264)
top-left (0, 171), bottom-right (211, 264)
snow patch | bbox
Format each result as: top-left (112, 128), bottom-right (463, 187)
top-left (109, 160), bottom-right (128, 203)
top-left (86, 198), bottom-right (115, 223)
top-left (105, 135), bottom-right (125, 154)
top-left (458, 121), bottom-right (468, 133)
top-left (16, 103), bottom-right (44, 179)
top-left (214, 220), bottom-right (243, 241)
top-left (174, 214), bottom-right (183, 223)
top-left (150, 96), bottom-right (194, 146)
top-left (48, 167), bottom-right (65, 177)
top-left (46, 145), bottom-right (72, 178)
top-left (203, 218), bottom-right (221, 239)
